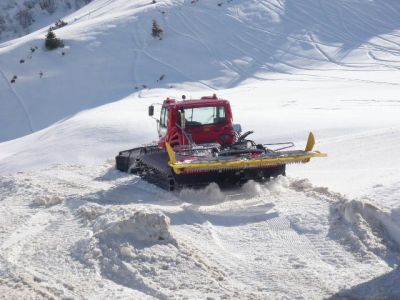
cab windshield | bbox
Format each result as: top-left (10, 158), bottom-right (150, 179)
top-left (183, 106), bottom-right (226, 126)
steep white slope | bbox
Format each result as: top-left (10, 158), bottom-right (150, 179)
top-left (1, 0), bottom-right (400, 142)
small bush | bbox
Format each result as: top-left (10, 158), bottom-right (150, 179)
top-left (45, 29), bottom-right (64, 50)
top-left (50, 19), bottom-right (68, 30)
top-left (151, 19), bottom-right (163, 39)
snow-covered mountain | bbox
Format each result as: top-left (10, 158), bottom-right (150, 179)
top-left (0, 0), bottom-right (400, 299)
top-left (1, 0), bottom-right (400, 142)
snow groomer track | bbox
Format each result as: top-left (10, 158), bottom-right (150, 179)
top-left (0, 164), bottom-right (399, 299)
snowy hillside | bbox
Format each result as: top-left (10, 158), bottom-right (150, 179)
top-left (1, 0), bottom-right (400, 142)
top-left (1, 0), bottom-right (400, 299)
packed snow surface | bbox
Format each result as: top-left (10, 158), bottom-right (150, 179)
top-left (1, 0), bottom-right (400, 299)
top-left (1, 166), bottom-right (399, 299)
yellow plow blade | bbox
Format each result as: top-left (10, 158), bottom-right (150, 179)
top-left (166, 132), bottom-right (327, 175)
top-left (169, 151), bottom-right (326, 174)
top-left (305, 132), bottom-right (315, 151)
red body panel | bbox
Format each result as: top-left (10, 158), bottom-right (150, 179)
top-left (158, 95), bottom-right (235, 148)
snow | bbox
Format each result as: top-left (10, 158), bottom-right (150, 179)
top-left (1, 0), bottom-right (400, 298)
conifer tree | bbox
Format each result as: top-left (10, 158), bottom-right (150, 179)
top-left (151, 20), bottom-right (163, 39)
top-left (45, 28), bottom-right (64, 50)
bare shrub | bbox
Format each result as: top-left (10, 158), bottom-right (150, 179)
top-left (74, 0), bottom-right (92, 9)
top-left (0, 15), bottom-right (5, 32)
top-left (16, 9), bottom-right (33, 28)
top-left (23, 0), bottom-right (35, 9)
top-left (39, 0), bottom-right (57, 14)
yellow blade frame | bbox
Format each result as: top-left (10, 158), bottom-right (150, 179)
top-left (166, 132), bottom-right (326, 175)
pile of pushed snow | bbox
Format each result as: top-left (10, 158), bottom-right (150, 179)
top-left (93, 207), bottom-right (172, 242)
top-left (178, 183), bottom-right (226, 205)
top-left (74, 204), bottom-right (231, 298)
top-left (336, 199), bottom-right (400, 256)
top-left (267, 176), bottom-right (400, 264)
top-left (294, 178), bottom-right (400, 254)
top-left (75, 204), bottom-right (175, 284)
top-left (32, 194), bottom-right (63, 206)
top-left (78, 204), bottom-right (172, 242)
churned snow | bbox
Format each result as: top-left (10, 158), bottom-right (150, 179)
top-left (1, 0), bottom-right (400, 299)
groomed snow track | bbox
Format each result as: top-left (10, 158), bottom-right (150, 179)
top-left (0, 163), bottom-right (399, 299)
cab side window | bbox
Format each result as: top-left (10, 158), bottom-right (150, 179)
top-left (159, 107), bottom-right (167, 136)
top-left (217, 106), bottom-right (225, 119)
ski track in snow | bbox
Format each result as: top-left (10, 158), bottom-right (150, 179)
top-left (1, 0), bottom-right (400, 140)
top-left (0, 67), bottom-right (34, 133)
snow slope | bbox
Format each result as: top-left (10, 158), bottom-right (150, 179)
top-left (1, 0), bottom-right (400, 142)
top-left (1, 0), bottom-right (400, 298)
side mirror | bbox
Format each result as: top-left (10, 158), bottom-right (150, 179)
top-left (148, 105), bottom-right (154, 116)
